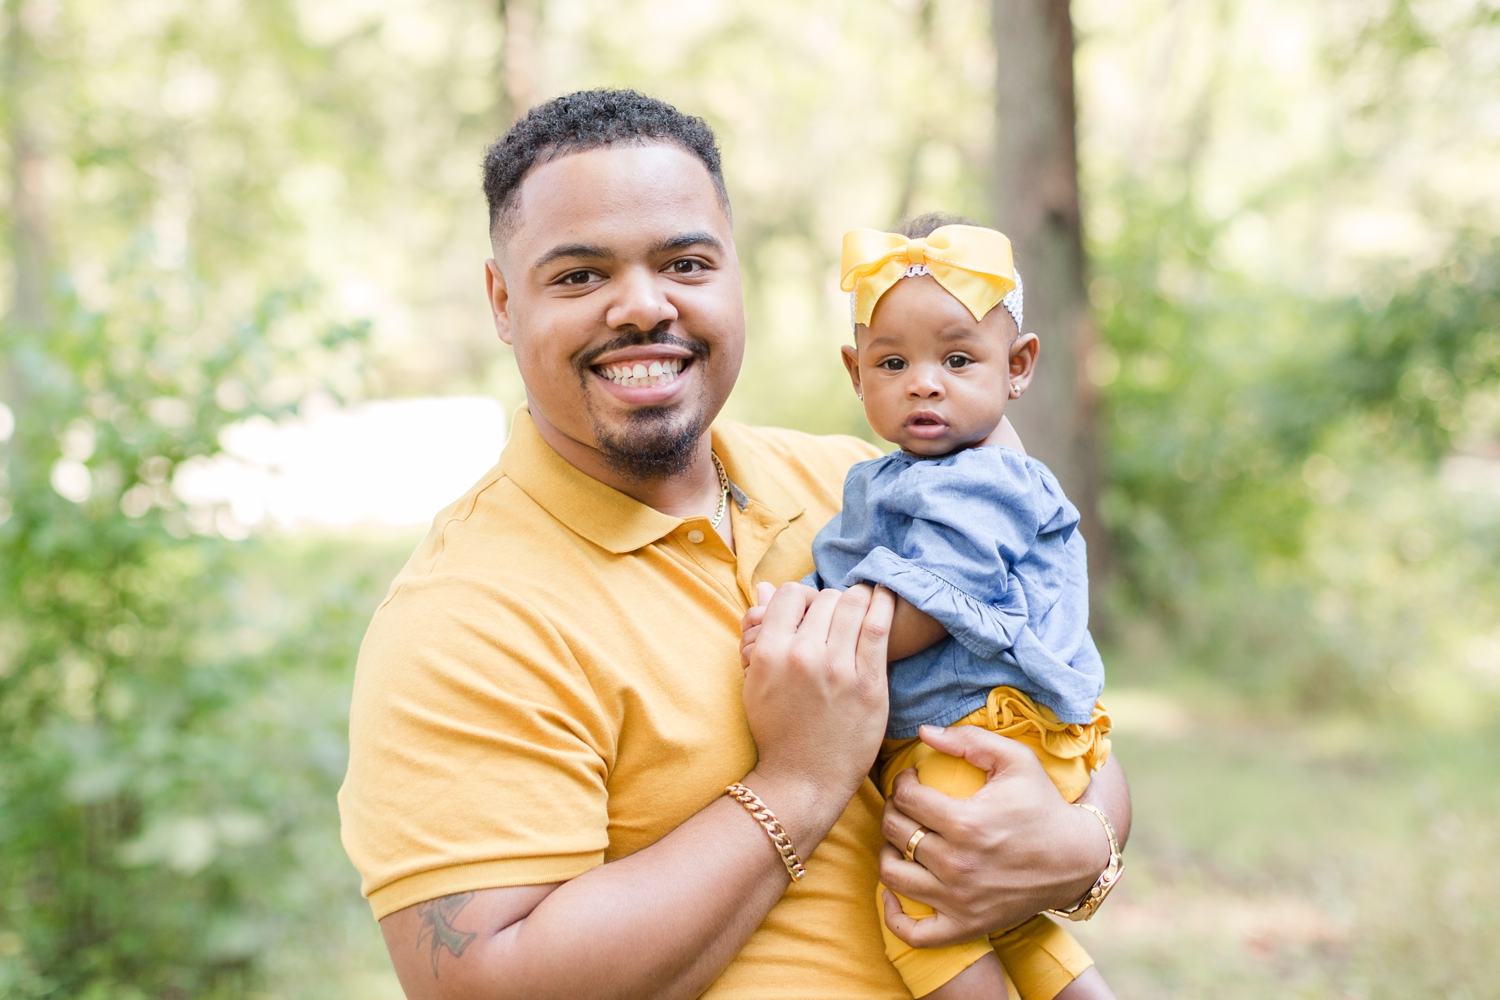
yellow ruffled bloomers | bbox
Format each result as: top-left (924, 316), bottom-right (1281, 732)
top-left (876, 687), bottom-right (1112, 999)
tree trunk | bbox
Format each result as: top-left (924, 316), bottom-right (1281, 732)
top-left (6, 0), bottom-right (50, 331)
top-left (989, 0), bottom-right (1110, 598)
top-left (496, 0), bottom-right (540, 128)
top-left (4, 0), bottom-right (50, 453)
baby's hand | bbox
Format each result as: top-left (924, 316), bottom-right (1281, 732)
top-left (740, 581), bottom-right (778, 670)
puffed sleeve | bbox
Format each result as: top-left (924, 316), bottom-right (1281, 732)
top-left (839, 450), bottom-right (1076, 660)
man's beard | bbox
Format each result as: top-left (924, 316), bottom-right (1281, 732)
top-left (593, 404), bottom-right (707, 481)
top-left (578, 328), bottom-right (712, 482)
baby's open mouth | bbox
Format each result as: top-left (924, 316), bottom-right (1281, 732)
top-left (594, 357), bottom-right (686, 388)
top-left (904, 411), bottom-right (950, 438)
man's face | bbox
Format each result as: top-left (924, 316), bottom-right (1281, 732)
top-left (487, 143), bottom-right (744, 480)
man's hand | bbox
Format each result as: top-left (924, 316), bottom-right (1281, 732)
top-left (745, 586), bottom-right (946, 665)
top-left (877, 724), bottom-right (1131, 947)
top-left (741, 583), bottom-right (893, 829)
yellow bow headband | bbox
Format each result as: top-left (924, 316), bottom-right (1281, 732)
top-left (840, 225), bottom-right (1017, 327)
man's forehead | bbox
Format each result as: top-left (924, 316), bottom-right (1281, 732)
top-left (504, 144), bottom-right (731, 259)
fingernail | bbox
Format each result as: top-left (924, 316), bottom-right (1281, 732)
top-left (919, 725), bottom-right (946, 736)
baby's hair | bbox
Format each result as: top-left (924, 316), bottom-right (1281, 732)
top-left (896, 211), bottom-right (981, 239)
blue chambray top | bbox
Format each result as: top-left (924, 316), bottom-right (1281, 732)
top-left (804, 445), bottom-right (1105, 738)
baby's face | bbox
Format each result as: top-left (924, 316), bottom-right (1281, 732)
top-left (842, 275), bottom-right (1033, 457)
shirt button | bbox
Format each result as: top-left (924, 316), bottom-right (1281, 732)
top-left (686, 529), bottom-right (706, 544)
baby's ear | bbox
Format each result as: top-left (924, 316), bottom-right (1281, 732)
top-left (1008, 333), bottom-right (1039, 396)
top-left (840, 344), bottom-right (863, 396)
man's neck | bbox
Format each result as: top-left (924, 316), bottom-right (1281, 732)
top-left (528, 401), bottom-right (724, 523)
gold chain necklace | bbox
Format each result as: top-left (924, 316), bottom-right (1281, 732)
top-left (709, 452), bottom-right (731, 529)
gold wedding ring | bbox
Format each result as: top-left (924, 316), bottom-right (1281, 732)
top-left (903, 826), bottom-right (929, 863)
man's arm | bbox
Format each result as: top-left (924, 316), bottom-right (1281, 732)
top-left (380, 584), bottom-right (894, 1000)
top-left (876, 725), bottom-right (1131, 948)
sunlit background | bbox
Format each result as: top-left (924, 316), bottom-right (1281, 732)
top-left (2, 0), bottom-right (1499, 996)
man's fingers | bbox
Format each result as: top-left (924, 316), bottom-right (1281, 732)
top-left (886, 766), bottom-right (970, 837)
top-left (757, 582), bottom-right (818, 643)
top-left (854, 585), bottom-right (894, 682)
top-left (794, 587), bottom-right (846, 648)
top-left (880, 775), bottom-right (948, 867)
top-left (822, 585), bottom-right (873, 669)
top-left (881, 889), bottom-right (973, 949)
top-left (917, 724), bottom-right (1039, 781)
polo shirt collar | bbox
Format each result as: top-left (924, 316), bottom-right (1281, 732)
top-left (502, 408), bottom-right (805, 555)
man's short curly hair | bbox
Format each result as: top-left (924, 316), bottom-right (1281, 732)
top-left (482, 89), bottom-right (728, 239)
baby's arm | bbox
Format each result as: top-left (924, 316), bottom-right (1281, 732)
top-left (742, 585), bottom-right (946, 667)
top-left (888, 599), bottom-right (948, 660)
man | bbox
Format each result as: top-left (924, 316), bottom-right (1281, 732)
top-left (339, 89), bottom-right (1129, 1000)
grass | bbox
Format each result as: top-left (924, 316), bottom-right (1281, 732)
top-left (1074, 688), bottom-right (1500, 998)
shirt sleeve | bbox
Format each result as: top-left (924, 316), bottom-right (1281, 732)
top-left (839, 451), bottom-right (1072, 660)
top-left (338, 571), bottom-right (615, 919)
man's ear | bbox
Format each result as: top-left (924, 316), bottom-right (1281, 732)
top-left (840, 343), bottom-right (863, 398)
top-left (1008, 333), bottom-right (1040, 397)
top-left (486, 259), bottom-right (514, 345)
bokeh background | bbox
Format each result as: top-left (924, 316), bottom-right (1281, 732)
top-left (3, 0), bottom-right (1499, 996)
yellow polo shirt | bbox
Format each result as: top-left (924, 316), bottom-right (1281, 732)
top-left (339, 410), bottom-right (909, 999)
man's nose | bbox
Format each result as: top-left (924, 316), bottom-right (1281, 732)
top-left (606, 266), bottom-right (678, 331)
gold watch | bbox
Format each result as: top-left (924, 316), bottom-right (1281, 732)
top-left (1047, 803), bottom-right (1123, 922)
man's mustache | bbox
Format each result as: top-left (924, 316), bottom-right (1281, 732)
top-left (575, 327), bottom-right (710, 374)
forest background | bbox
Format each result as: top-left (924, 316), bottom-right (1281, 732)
top-left (2, 0), bottom-right (1500, 996)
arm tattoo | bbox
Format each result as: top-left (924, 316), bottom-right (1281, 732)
top-left (415, 892), bottom-right (478, 977)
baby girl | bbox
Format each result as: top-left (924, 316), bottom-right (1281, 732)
top-left (744, 214), bottom-right (1117, 1000)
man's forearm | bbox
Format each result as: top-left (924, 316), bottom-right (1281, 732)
top-left (382, 771), bottom-right (849, 1000)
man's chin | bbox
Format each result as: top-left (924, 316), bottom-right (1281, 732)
top-left (592, 404), bottom-right (707, 482)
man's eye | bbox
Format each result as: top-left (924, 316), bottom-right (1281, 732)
top-left (668, 259), bottom-right (706, 275)
top-left (879, 358), bottom-right (907, 371)
top-left (560, 270), bottom-right (595, 285)
top-left (945, 355), bottom-right (972, 369)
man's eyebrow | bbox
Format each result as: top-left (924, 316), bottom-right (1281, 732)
top-left (532, 242), bottom-right (613, 270)
top-left (651, 231), bottom-right (725, 255)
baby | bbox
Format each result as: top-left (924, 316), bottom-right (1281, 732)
top-left (743, 215), bottom-right (1115, 1000)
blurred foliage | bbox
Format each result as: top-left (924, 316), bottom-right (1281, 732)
top-left (1, 0), bottom-right (1499, 996)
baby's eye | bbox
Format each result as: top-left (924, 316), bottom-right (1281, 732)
top-left (944, 355), bottom-right (973, 369)
top-left (878, 358), bottom-right (908, 372)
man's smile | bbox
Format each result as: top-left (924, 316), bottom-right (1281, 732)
top-left (596, 356), bottom-right (685, 388)
top-left (582, 339), bottom-right (705, 405)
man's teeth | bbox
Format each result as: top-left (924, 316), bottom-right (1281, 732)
top-left (598, 357), bottom-right (685, 387)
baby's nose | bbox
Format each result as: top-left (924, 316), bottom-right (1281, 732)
top-left (907, 370), bottom-right (944, 396)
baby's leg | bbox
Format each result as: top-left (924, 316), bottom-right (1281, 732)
top-left (990, 915), bottom-right (1099, 1000)
top-left (876, 739), bottom-right (997, 996)
top-left (1053, 968), bottom-right (1116, 1000)
top-left (921, 952), bottom-right (1015, 1000)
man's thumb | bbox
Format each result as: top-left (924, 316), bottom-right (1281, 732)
top-left (917, 723), bottom-right (1032, 779)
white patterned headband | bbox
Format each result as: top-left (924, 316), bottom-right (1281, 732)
top-left (850, 264), bottom-right (1024, 331)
